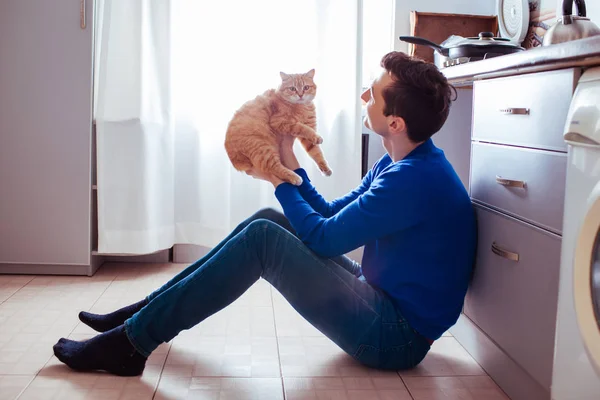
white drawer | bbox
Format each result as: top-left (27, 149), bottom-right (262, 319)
top-left (464, 204), bottom-right (561, 391)
top-left (472, 68), bottom-right (579, 152)
top-left (470, 142), bottom-right (567, 234)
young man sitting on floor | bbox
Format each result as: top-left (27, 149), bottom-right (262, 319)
top-left (53, 51), bottom-right (476, 376)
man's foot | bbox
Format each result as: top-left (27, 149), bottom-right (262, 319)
top-left (79, 299), bottom-right (148, 332)
top-left (53, 325), bottom-right (147, 376)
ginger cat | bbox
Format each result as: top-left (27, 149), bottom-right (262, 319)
top-left (224, 69), bottom-right (332, 186)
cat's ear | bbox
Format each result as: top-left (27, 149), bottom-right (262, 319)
top-left (304, 69), bottom-right (315, 79)
top-left (280, 72), bottom-right (291, 81)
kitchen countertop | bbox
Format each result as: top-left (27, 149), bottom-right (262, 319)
top-left (441, 35), bottom-right (600, 85)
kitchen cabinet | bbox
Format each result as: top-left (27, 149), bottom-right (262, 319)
top-left (471, 69), bottom-right (576, 152)
top-left (470, 142), bottom-right (567, 235)
top-left (465, 204), bottom-right (562, 392)
top-left (448, 67), bottom-right (581, 400)
top-left (0, 0), bottom-right (101, 275)
top-left (430, 86), bottom-right (473, 192)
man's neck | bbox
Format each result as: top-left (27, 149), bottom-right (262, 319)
top-left (382, 136), bottom-right (423, 162)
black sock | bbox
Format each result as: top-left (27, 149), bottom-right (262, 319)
top-left (79, 299), bottom-right (149, 333)
top-left (53, 325), bottom-right (147, 376)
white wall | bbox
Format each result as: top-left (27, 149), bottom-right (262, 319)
top-left (551, 0), bottom-right (600, 27)
top-left (540, 0), bottom-right (600, 30)
top-left (586, 1), bottom-right (600, 23)
top-left (393, 0), bottom-right (497, 53)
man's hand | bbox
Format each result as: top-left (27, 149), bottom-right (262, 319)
top-left (245, 168), bottom-right (284, 188)
top-left (244, 136), bottom-right (301, 188)
top-left (280, 136), bottom-right (300, 171)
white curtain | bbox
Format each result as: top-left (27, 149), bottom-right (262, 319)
top-left (94, 0), bottom-right (363, 254)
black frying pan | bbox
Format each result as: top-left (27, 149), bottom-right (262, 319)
top-left (399, 32), bottom-right (525, 59)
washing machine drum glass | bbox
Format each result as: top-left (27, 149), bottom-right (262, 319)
top-left (594, 234), bottom-right (600, 329)
top-left (574, 195), bottom-right (600, 374)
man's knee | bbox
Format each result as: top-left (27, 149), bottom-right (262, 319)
top-left (245, 219), bottom-right (293, 249)
top-left (249, 208), bottom-right (296, 235)
top-left (252, 207), bottom-right (284, 222)
top-left (246, 218), bottom-right (284, 234)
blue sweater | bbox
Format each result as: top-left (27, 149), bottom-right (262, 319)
top-left (274, 139), bottom-right (476, 340)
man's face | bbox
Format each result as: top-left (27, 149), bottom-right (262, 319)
top-left (361, 69), bottom-right (393, 136)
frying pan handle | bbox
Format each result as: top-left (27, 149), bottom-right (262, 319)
top-left (398, 36), bottom-right (450, 56)
top-left (563, 0), bottom-right (587, 17)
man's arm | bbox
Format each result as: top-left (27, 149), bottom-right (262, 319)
top-left (274, 164), bottom-right (426, 257)
top-left (280, 137), bottom-right (374, 217)
top-left (294, 168), bottom-right (373, 218)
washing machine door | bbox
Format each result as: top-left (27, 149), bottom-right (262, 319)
top-left (574, 182), bottom-right (600, 375)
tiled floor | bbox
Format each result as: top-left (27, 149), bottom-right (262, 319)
top-left (0, 263), bottom-right (510, 400)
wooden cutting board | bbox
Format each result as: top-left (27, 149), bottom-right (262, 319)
top-left (408, 12), bottom-right (499, 63)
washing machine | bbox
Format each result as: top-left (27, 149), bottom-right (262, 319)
top-left (552, 66), bottom-right (600, 400)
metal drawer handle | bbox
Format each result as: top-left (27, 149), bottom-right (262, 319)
top-left (491, 242), bottom-right (519, 262)
top-left (496, 175), bottom-right (526, 188)
top-left (499, 107), bottom-right (530, 115)
top-left (80, 0), bottom-right (86, 29)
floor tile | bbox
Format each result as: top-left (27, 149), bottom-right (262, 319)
top-left (169, 304), bottom-right (276, 338)
top-left (0, 276), bottom-right (34, 304)
top-left (284, 376), bottom-right (413, 400)
top-left (0, 375), bottom-right (34, 400)
top-left (154, 376), bottom-right (284, 400)
top-left (160, 280), bottom-right (278, 378)
top-left (403, 376), bottom-right (510, 399)
top-left (0, 262), bottom-right (506, 400)
top-left (71, 263), bottom-right (186, 336)
top-left (0, 274), bottom-right (112, 376)
top-left (230, 278), bottom-right (273, 308)
top-left (398, 337), bottom-right (486, 377)
top-left (167, 332), bottom-right (280, 378)
top-left (24, 327), bottom-right (171, 399)
top-left (17, 371), bottom-right (160, 400)
top-left (0, 275), bottom-right (113, 333)
top-left (88, 263), bottom-right (180, 303)
top-left (0, 333), bottom-right (56, 375)
top-left (278, 336), bottom-right (394, 378)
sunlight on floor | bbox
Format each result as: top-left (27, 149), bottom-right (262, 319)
top-left (0, 263), bottom-right (509, 399)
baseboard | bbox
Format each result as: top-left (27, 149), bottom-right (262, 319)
top-left (100, 249), bottom-right (170, 264)
top-left (450, 313), bottom-right (549, 400)
top-left (0, 263), bottom-right (94, 276)
top-left (90, 254), bottom-right (105, 276)
top-left (172, 244), bottom-right (211, 263)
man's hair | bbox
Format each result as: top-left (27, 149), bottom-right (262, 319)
top-left (380, 51), bottom-right (456, 143)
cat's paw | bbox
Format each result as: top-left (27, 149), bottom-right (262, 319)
top-left (286, 173), bottom-right (303, 186)
top-left (314, 136), bottom-right (323, 145)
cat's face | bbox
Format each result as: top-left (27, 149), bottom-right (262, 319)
top-left (278, 69), bottom-right (317, 104)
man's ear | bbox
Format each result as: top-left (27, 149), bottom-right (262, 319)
top-left (388, 116), bottom-right (406, 135)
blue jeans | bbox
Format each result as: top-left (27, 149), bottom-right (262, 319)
top-left (124, 208), bottom-right (431, 370)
